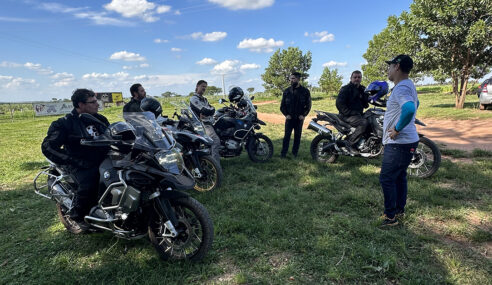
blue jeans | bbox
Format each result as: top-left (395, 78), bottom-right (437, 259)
top-left (379, 141), bottom-right (419, 219)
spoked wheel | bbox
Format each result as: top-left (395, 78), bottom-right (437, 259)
top-left (192, 155), bottom-right (222, 192)
top-left (310, 135), bottom-right (338, 163)
top-left (56, 203), bottom-right (85, 234)
top-left (247, 134), bottom-right (274, 163)
top-left (148, 197), bottom-right (213, 261)
top-left (408, 136), bottom-right (441, 178)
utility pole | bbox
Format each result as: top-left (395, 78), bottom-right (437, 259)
top-left (221, 74), bottom-right (226, 96)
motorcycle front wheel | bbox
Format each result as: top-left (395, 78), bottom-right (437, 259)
top-left (56, 203), bottom-right (86, 234)
top-left (247, 134), bottom-right (274, 163)
top-left (408, 136), bottom-right (441, 178)
top-left (148, 197), bottom-right (214, 261)
top-left (310, 135), bottom-right (338, 163)
top-left (190, 155), bottom-right (222, 192)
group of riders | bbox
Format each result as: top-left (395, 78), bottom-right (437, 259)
top-left (40, 53), bottom-right (421, 236)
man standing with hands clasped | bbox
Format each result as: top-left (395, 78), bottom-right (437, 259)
top-left (380, 54), bottom-right (420, 227)
top-left (280, 72), bottom-right (311, 158)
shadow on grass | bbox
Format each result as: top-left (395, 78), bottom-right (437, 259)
top-left (19, 161), bottom-right (48, 171)
top-left (431, 102), bottom-right (478, 109)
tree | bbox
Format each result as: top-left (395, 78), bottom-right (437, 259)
top-left (204, 85), bottom-right (222, 96)
top-left (161, 91), bottom-right (178, 98)
top-left (261, 47), bottom-right (312, 96)
top-left (247, 87), bottom-right (255, 94)
top-left (409, 0), bottom-right (492, 108)
top-left (318, 67), bottom-right (343, 95)
top-left (362, 12), bottom-right (422, 85)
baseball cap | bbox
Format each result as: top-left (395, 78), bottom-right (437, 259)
top-left (385, 54), bottom-right (413, 73)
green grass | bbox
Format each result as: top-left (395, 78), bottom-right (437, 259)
top-left (255, 90), bottom-right (492, 120)
top-left (1, 106), bottom-right (491, 284)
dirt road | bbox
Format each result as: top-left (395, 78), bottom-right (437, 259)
top-left (256, 112), bottom-right (492, 151)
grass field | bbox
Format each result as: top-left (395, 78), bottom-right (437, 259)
top-left (0, 93), bottom-right (491, 284)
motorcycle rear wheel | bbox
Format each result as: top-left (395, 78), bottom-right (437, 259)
top-left (191, 155), bottom-right (222, 192)
top-left (310, 135), bottom-right (338, 163)
top-left (148, 197), bottom-right (213, 261)
top-left (408, 136), bottom-right (441, 178)
top-left (247, 134), bottom-right (274, 163)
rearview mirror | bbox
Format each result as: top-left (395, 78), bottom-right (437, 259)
top-left (250, 95), bottom-right (255, 100)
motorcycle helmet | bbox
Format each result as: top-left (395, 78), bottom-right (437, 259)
top-left (140, 97), bottom-right (162, 118)
top-left (237, 98), bottom-right (248, 108)
top-left (364, 81), bottom-right (389, 101)
top-left (228, 87), bottom-right (244, 103)
top-left (106, 122), bottom-right (136, 141)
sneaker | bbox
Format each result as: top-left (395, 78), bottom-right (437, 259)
top-left (395, 210), bottom-right (405, 219)
top-left (380, 214), bottom-right (398, 227)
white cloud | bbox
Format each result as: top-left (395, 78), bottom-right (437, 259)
top-left (240, 63), bottom-right (260, 70)
top-left (0, 16), bottom-right (34, 23)
top-left (133, 73), bottom-right (203, 87)
top-left (0, 75), bottom-right (37, 88)
top-left (174, 10), bottom-right (181, 15)
top-left (109, 51), bottom-right (146, 61)
top-left (305, 31), bottom-right (335, 43)
top-left (208, 0), bottom-right (274, 10)
top-left (140, 63), bottom-right (149, 68)
top-left (104, 0), bottom-right (171, 22)
top-left (51, 72), bottom-right (75, 87)
top-left (82, 72), bottom-right (130, 80)
top-left (157, 5), bottom-right (171, 14)
top-left (0, 61), bottom-right (22, 68)
top-left (237, 37), bottom-right (283, 53)
top-left (123, 63), bottom-right (150, 69)
top-left (212, 60), bottom-right (240, 74)
top-left (187, 31), bottom-right (227, 42)
top-left (171, 47), bottom-right (182, 52)
top-left (196, 58), bottom-right (217, 65)
top-left (154, 38), bottom-right (169, 43)
top-left (24, 62), bottom-right (53, 75)
top-left (322, 61), bottom-right (347, 68)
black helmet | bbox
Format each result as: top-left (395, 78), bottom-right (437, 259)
top-left (106, 122), bottom-right (136, 141)
top-left (228, 87), bottom-right (244, 103)
top-left (140, 97), bottom-right (162, 118)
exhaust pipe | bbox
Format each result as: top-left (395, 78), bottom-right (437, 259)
top-left (51, 183), bottom-right (73, 209)
top-left (308, 121), bottom-right (332, 135)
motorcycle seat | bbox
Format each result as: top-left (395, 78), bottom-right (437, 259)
top-left (319, 112), bottom-right (352, 132)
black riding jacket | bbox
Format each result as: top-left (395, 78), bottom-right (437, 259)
top-left (41, 109), bottom-right (110, 169)
top-left (336, 83), bottom-right (368, 118)
top-left (280, 85), bottom-right (312, 118)
top-left (123, 98), bottom-right (142, 112)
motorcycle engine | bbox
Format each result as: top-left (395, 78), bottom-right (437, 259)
top-left (225, 139), bottom-right (240, 150)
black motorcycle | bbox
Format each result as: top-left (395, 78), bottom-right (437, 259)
top-left (213, 95), bottom-right (274, 162)
top-left (160, 102), bottom-right (223, 192)
top-left (34, 112), bottom-right (213, 261)
top-left (308, 99), bottom-right (441, 179)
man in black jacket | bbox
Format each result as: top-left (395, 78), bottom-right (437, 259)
top-left (336, 70), bottom-right (368, 153)
top-left (42, 89), bottom-right (109, 223)
top-left (280, 72), bottom-right (312, 158)
top-left (123, 83), bottom-right (146, 112)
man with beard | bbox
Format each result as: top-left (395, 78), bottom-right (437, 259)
top-left (124, 83), bottom-right (146, 112)
top-left (280, 72), bottom-right (312, 158)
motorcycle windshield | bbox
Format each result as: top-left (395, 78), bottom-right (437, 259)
top-left (242, 95), bottom-right (257, 115)
top-left (174, 101), bottom-right (207, 136)
top-left (124, 112), bottom-right (175, 151)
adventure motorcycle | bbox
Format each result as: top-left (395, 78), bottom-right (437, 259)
top-left (308, 89), bottom-right (441, 179)
top-left (34, 112), bottom-right (214, 261)
top-left (160, 102), bottom-right (223, 192)
top-left (213, 95), bottom-right (274, 162)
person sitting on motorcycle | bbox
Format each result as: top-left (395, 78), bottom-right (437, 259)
top-left (123, 83), bottom-right (146, 112)
top-left (41, 89), bottom-right (110, 225)
top-left (336, 70), bottom-right (369, 154)
top-left (190, 80), bottom-right (221, 163)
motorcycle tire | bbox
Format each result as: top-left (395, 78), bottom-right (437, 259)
top-left (191, 155), bottom-right (223, 192)
top-left (148, 197), bottom-right (214, 261)
top-left (310, 135), bottom-right (338, 163)
top-left (247, 134), bottom-right (274, 163)
top-left (408, 136), bottom-right (441, 179)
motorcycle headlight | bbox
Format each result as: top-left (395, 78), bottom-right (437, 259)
top-left (154, 149), bottom-right (184, 175)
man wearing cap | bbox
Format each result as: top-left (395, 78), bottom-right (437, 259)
top-left (380, 54), bottom-right (419, 227)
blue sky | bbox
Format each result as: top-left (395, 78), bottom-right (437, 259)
top-left (0, 0), bottom-right (417, 102)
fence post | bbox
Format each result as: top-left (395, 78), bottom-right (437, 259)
top-left (9, 103), bottom-right (14, 122)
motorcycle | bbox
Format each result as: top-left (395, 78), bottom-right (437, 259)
top-left (160, 102), bottom-right (223, 192)
top-left (34, 112), bottom-right (214, 261)
top-left (213, 95), bottom-right (274, 162)
top-left (308, 97), bottom-right (441, 179)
